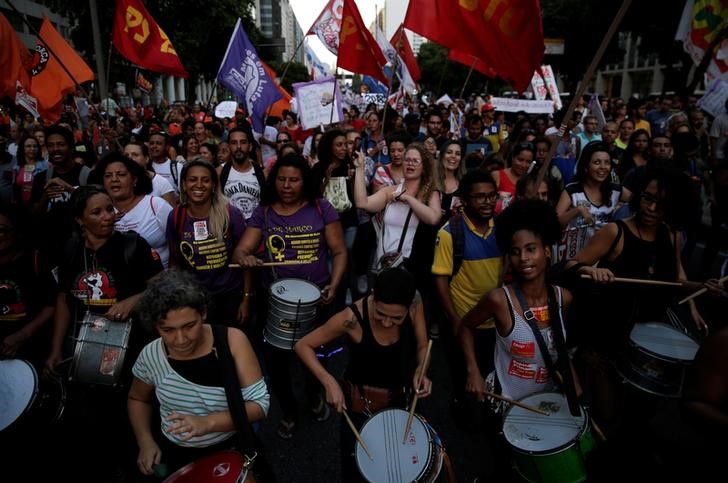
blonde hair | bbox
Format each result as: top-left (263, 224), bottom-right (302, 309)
top-left (180, 159), bottom-right (230, 241)
top-left (406, 143), bottom-right (441, 202)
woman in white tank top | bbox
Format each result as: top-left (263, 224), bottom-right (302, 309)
top-left (461, 199), bottom-right (578, 403)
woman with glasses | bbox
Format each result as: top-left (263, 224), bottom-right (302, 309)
top-left (14, 134), bottom-right (49, 205)
top-left (565, 167), bottom-right (706, 438)
top-left (371, 132), bottom-right (411, 192)
top-left (353, 143), bottom-right (441, 277)
top-left (493, 142), bottom-right (535, 214)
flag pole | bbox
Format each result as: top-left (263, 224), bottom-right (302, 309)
top-left (205, 79), bottom-right (218, 109)
top-left (329, 69), bottom-right (339, 125)
top-left (105, 39), bottom-right (113, 111)
top-left (379, 27), bottom-right (406, 140)
top-left (535, 0), bottom-right (632, 191)
top-left (458, 56), bottom-right (477, 100)
top-left (278, 36), bottom-right (306, 89)
top-left (4, 0), bottom-right (90, 98)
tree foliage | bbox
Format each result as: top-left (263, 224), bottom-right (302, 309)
top-left (37, 0), bottom-right (260, 96)
top-left (416, 42), bottom-right (507, 99)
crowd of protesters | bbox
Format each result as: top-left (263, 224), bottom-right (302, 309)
top-left (0, 88), bottom-right (727, 482)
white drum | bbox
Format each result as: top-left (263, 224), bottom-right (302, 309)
top-left (355, 408), bottom-right (444, 483)
top-left (71, 312), bottom-right (132, 386)
top-left (264, 278), bottom-right (321, 350)
top-left (0, 359), bottom-right (37, 431)
top-left (503, 392), bottom-right (595, 483)
top-left (616, 322), bottom-right (699, 397)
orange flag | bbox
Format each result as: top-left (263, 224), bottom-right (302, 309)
top-left (112, 0), bottom-right (188, 78)
top-left (337, 0), bottom-right (389, 87)
top-left (261, 62), bottom-right (292, 119)
top-left (28, 17), bottom-right (94, 121)
top-left (0, 13), bottom-right (32, 102)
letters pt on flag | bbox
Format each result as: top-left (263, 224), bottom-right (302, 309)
top-left (112, 0), bottom-right (188, 78)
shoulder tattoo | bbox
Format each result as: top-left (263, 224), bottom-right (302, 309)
top-left (342, 318), bottom-right (358, 330)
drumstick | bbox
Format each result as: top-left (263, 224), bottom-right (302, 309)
top-left (482, 390), bottom-right (551, 416)
top-left (229, 260), bottom-right (313, 268)
top-left (403, 339), bottom-right (433, 444)
top-left (580, 274), bottom-right (685, 287)
top-left (590, 415), bottom-right (607, 442)
top-left (678, 274), bottom-right (728, 305)
top-left (56, 356), bottom-right (74, 366)
top-left (343, 410), bottom-right (373, 461)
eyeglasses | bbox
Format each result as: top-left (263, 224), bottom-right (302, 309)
top-left (640, 192), bottom-right (663, 208)
top-left (404, 157), bottom-right (422, 165)
top-left (469, 192), bottom-right (499, 203)
top-left (424, 139), bottom-right (436, 146)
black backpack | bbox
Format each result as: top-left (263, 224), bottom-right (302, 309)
top-left (219, 161), bottom-right (266, 200)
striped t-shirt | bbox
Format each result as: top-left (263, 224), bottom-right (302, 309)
top-left (133, 338), bottom-right (266, 448)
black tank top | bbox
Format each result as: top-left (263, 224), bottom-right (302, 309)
top-left (345, 296), bottom-right (414, 389)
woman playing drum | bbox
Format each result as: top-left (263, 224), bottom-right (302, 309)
top-left (565, 167), bottom-right (706, 437)
top-left (128, 271), bottom-right (269, 478)
top-left (295, 267), bottom-right (431, 482)
top-left (233, 153), bottom-right (346, 439)
top-left (43, 185), bottom-right (163, 481)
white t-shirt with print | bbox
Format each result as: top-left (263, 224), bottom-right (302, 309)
top-left (115, 195), bottom-right (173, 268)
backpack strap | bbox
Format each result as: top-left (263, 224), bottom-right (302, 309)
top-left (220, 162), bottom-right (233, 187)
top-left (170, 159), bottom-right (179, 186)
top-left (79, 165), bottom-right (91, 186)
top-left (172, 205), bottom-right (186, 240)
top-left (449, 213), bottom-right (465, 278)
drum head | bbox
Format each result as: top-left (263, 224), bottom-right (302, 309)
top-left (164, 450), bottom-right (244, 483)
top-left (270, 278), bottom-right (321, 304)
top-left (630, 322), bottom-right (699, 361)
top-left (503, 392), bottom-right (585, 454)
top-left (0, 359), bottom-right (38, 431)
top-left (356, 408), bottom-right (432, 482)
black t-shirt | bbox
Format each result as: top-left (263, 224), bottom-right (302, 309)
top-left (31, 163), bottom-right (90, 262)
top-left (0, 250), bottom-right (56, 340)
top-left (59, 231), bottom-right (163, 317)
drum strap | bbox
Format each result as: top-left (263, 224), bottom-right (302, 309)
top-left (512, 284), bottom-right (581, 416)
top-left (211, 325), bottom-right (257, 459)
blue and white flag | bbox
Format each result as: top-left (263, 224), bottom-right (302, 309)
top-left (362, 75), bottom-right (388, 95)
top-left (217, 18), bottom-right (282, 132)
top-left (304, 39), bottom-right (330, 80)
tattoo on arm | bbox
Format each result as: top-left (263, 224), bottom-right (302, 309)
top-left (342, 318), bottom-right (357, 330)
top-left (411, 291), bottom-right (422, 310)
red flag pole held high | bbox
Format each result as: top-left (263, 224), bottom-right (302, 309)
top-left (336, 0), bottom-right (389, 87)
top-left (112, 0), bottom-right (188, 78)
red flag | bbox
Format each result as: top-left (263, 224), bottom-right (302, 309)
top-left (390, 25), bottom-right (421, 82)
top-left (404, 0), bottom-right (543, 92)
top-left (26, 18), bottom-right (94, 121)
top-left (112, 0), bottom-right (188, 78)
top-left (337, 0), bottom-right (389, 87)
top-left (448, 50), bottom-right (497, 78)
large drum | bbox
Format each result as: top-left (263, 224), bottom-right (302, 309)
top-left (356, 408), bottom-right (444, 483)
top-left (264, 278), bottom-right (320, 350)
top-left (164, 450), bottom-right (257, 483)
top-left (615, 321), bottom-right (699, 398)
top-left (0, 359), bottom-right (65, 432)
top-left (503, 392), bottom-right (595, 483)
top-left (70, 312), bottom-right (132, 385)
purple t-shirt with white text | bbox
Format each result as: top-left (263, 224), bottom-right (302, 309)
top-left (166, 205), bottom-right (246, 295)
top-left (248, 199), bottom-right (339, 288)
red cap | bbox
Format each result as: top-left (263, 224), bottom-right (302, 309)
top-left (481, 103), bottom-right (495, 112)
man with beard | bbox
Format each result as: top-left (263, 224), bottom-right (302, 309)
top-left (220, 127), bottom-right (265, 220)
top-left (30, 125), bottom-right (91, 263)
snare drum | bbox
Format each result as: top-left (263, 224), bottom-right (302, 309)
top-left (355, 408), bottom-right (444, 483)
top-left (615, 321), bottom-right (699, 398)
top-left (0, 359), bottom-right (66, 432)
top-left (264, 278), bottom-right (321, 350)
top-left (503, 392), bottom-right (595, 483)
top-left (164, 450), bottom-right (256, 483)
top-left (71, 312), bottom-right (132, 385)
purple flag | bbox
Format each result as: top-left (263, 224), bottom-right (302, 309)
top-left (217, 19), bottom-right (282, 132)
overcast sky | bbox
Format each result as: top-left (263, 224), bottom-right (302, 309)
top-left (289, 0), bottom-right (378, 69)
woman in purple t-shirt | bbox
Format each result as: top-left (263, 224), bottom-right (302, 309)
top-left (167, 160), bottom-right (251, 326)
top-left (233, 153), bottom-right (347, 439)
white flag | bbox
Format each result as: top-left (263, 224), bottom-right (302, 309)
top-left (308, 0), bottom-right (343, 56)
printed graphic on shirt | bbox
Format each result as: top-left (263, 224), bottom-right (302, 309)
top-left (508, 359), bottom-right (537, 380)
top-left (0, 280), bottom-right (26, 320)
top-left (179, 236), bottom-right (230, 271)
top-left (535, 366), bottom-right (551, 384)
top-left (510, 340), bottom-right (536, 359)
top-left (224, 181), bottom-right (260, 220)
top-left (71, 269), bottom-right (118, 306)
top-left (266, 225), bottom-right (320, 263)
